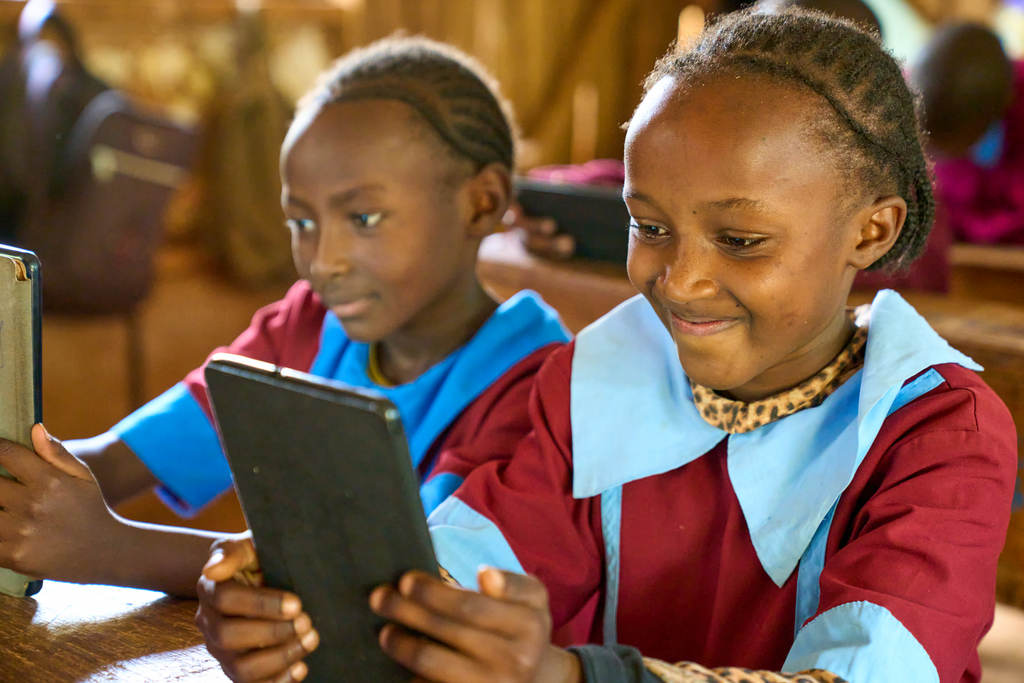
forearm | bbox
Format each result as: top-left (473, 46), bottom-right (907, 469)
top-left (570, 646), bottom-right (845, 683)
top-left (93, 515), bottom-right (224, 597)
top-left (65, 433), bottom-right (158, 508)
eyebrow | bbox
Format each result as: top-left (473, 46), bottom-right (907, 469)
top-left (623, 190), bottom-right (779, 217)
top-left (284, 183), bottom-right (388, 211)
top-left (699, 197), bottom-right (780, 216)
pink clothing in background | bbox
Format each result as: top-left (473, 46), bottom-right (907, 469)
top-left (530, 159), bottom-right (950, 293)
top-left (934, 61), bottom-right (1024, 246)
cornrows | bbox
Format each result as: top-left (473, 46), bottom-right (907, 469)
top-left (644, 7), bottom-right (934, 272)
top-left (299, 36), bottom-right (517, 172)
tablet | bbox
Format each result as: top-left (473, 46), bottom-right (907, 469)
top-left (515, 177), bottom-right (630, 265)
top-left (204, 354), bottom-right (438, 683)
top-left (0, 244), bottom-right (44, 598)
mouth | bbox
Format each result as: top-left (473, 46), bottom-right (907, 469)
top-left (328, 295), bottom-right (374, 319)
top-left (669, 312), bottom-right (738, 337)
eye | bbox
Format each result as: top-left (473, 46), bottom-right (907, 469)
top-left (717, 235), bottom-right (766, 252)
top-left (630, 221), bottom-right (669, 240)
top-left (351, 212), bottom-right (384, 229)
top-left (285, 218), bottom-right (317, 233)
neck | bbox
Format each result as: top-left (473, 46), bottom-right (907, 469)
top-left (377, 277), bottom-right (498, 386)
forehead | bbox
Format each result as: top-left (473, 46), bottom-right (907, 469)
top-left (282, 99), bottom-right (452, 188)
top-left (624, 74), bottom-right (843, 210)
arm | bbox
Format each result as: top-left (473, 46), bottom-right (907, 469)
top-left (0, 425), bottom-right (220, 596)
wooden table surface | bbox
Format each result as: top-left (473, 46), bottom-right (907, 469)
top-left (0, 581), bottom-right (226, 682)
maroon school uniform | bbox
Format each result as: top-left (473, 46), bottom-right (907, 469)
top-left (428, 291), bottom-right (1017, 683)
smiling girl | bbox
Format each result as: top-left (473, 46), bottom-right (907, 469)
top-left (196, 8), bottom-right (1017, 683)
top-left (0, 37), bottom-right (568, 597)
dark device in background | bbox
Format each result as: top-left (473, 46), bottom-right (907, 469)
top-left (204, 354), bottom-right (439, 683)
top-left (0, 244), bottom-right (43, 598)
top-left (514, 177), bottom-right (631, 266)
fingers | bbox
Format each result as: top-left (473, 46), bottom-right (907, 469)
top-left (205, 537), bottom-right (261, 582)
top-left (371, 583), bottom-right (507, 660)
top-left (200, 608), bottom-right (316, 652)
top-left (30, 424), bottom-right (93, 482)
top-left (477, 567), bottom-right (550, 611)
top-left (0, 473), bottom-right (27, 513)
top-left (0, 438), bottom-right (40, 483)
top-left (197, 575), bottom-right (302, 621)
top-left (372, 570), bottom-right (550, 640)
top-left (379, 622), bottom-right (485, 683)
top-left (522, 230), bottom-right (575, 260)
top-left (206, 638), bottom-right (313, 683)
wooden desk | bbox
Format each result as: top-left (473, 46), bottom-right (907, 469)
top-left (0, 581), bottom-right (225, 682)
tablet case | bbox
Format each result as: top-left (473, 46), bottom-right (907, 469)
top-left (204, 354), bottom-right (439, 683)
top-left (515, 177), bottom-right (631, 265)
top-left (0, 244), bottom-right (44, 598)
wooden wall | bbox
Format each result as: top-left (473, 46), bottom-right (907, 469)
top-left (0, 0), bottom-right (699, 168)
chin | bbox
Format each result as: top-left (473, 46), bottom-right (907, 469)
top-left (676, 351), bottom-right (752, 394)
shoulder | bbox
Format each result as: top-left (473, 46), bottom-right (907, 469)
top-left (868, 363), bottom-right (1017, 483)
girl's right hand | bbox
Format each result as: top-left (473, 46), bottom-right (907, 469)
top-left (195, 536), bottom-right (320, 682)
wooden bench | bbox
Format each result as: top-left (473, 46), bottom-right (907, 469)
top-left (950, 243), bottom-right (1024, 305)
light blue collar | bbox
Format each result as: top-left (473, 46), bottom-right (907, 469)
top-left (570, 290), bottom-right (981, 586)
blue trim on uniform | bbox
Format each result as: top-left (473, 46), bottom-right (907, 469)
top-left (600, 486), bottom-right (623, 646)
top-left (312, 289), bottom-right (569, 470)
top-left (112, 383), bottom-right (232, 517)
top-left (795, 501), bottom-right (838, 637)
top-left (419, 472), bottom-right (464, 517)
top-left (570, 290), bottom-right (980, 586)
top-left (791, 369), bottom-right (948, 633)
top-left (428, 495), bottom-right (526, 591)
top-left (783, 601), bottom-right (939, 683)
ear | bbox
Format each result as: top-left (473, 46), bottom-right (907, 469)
top-left (847, 195), bottom-right (908, 270)
top-left (463, 163), bottom-right (513, 239)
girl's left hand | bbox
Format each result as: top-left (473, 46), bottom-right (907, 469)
top-left (370, 567), bottom-right (581, 683)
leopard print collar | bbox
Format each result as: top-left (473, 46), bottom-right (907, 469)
top-left (690, 324), bottom-right (868, 435)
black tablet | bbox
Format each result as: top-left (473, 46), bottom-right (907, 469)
top-left (204, 354), bottom-right (438, 683)
top-left (515, 177), bottom-right (631, 265)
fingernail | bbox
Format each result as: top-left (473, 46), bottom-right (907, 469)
top-left (300, 629), bottom-right (319, 652)
top-left (40, 424), bottom-right (54, 442)
top-left (290, 661), bottom-right (308, 681)
top-left (204, 550), bottom-right (224, 571)
top-left (542, 219), bottom-right (557, 235)
top-left (368, 586), bottom-right (386, 612)
top-left (555, 235), bottom-right (574, 253)
top-left (282, 594), bottom-right (301, 617)
top-left (293, 613), bottom-right (312, 635)
top-left (480, 565), bottom-right (505, 593)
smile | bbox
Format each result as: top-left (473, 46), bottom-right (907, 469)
top-left (670, 313), bottom-right (738, 337)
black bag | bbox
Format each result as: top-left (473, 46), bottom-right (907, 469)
top-left (0, 0), bottom-right (198, 315)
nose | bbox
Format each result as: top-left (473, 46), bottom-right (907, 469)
top-left (309, 222), bottom-right (354, 279)
top-left (661, 239), bottom-right (719, 304)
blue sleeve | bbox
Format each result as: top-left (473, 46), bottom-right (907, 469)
top-left (111, 383), bottom-right (233, 517)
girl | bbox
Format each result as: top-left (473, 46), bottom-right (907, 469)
top-left (0, 37), bottom-right (568, 597)
top-left (196, 8), bottom-right (1017, 683)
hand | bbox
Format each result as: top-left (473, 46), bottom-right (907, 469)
top-left (371, 567), bottom-right (581, 683)
top-left (0, 424), bottom-right (120, 582)
top-left (504, 204), bottom-right (575, 260)
top-left (196, 536), bottom-right (320, 683)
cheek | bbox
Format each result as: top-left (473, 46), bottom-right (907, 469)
top-left (626, 236), bottom-right (661, 292)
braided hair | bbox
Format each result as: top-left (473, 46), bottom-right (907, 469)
top-left (643, 7), bottom-right (933, 272)
top-left (297, 36), bottom-right (517, 173)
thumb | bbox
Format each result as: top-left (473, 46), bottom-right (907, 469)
top-left (31, 424), bottom-right (93, 482)
top-left (203, 536), bottom-right (260, 583)
top-left (477, 567), bottom-right (549, 611)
